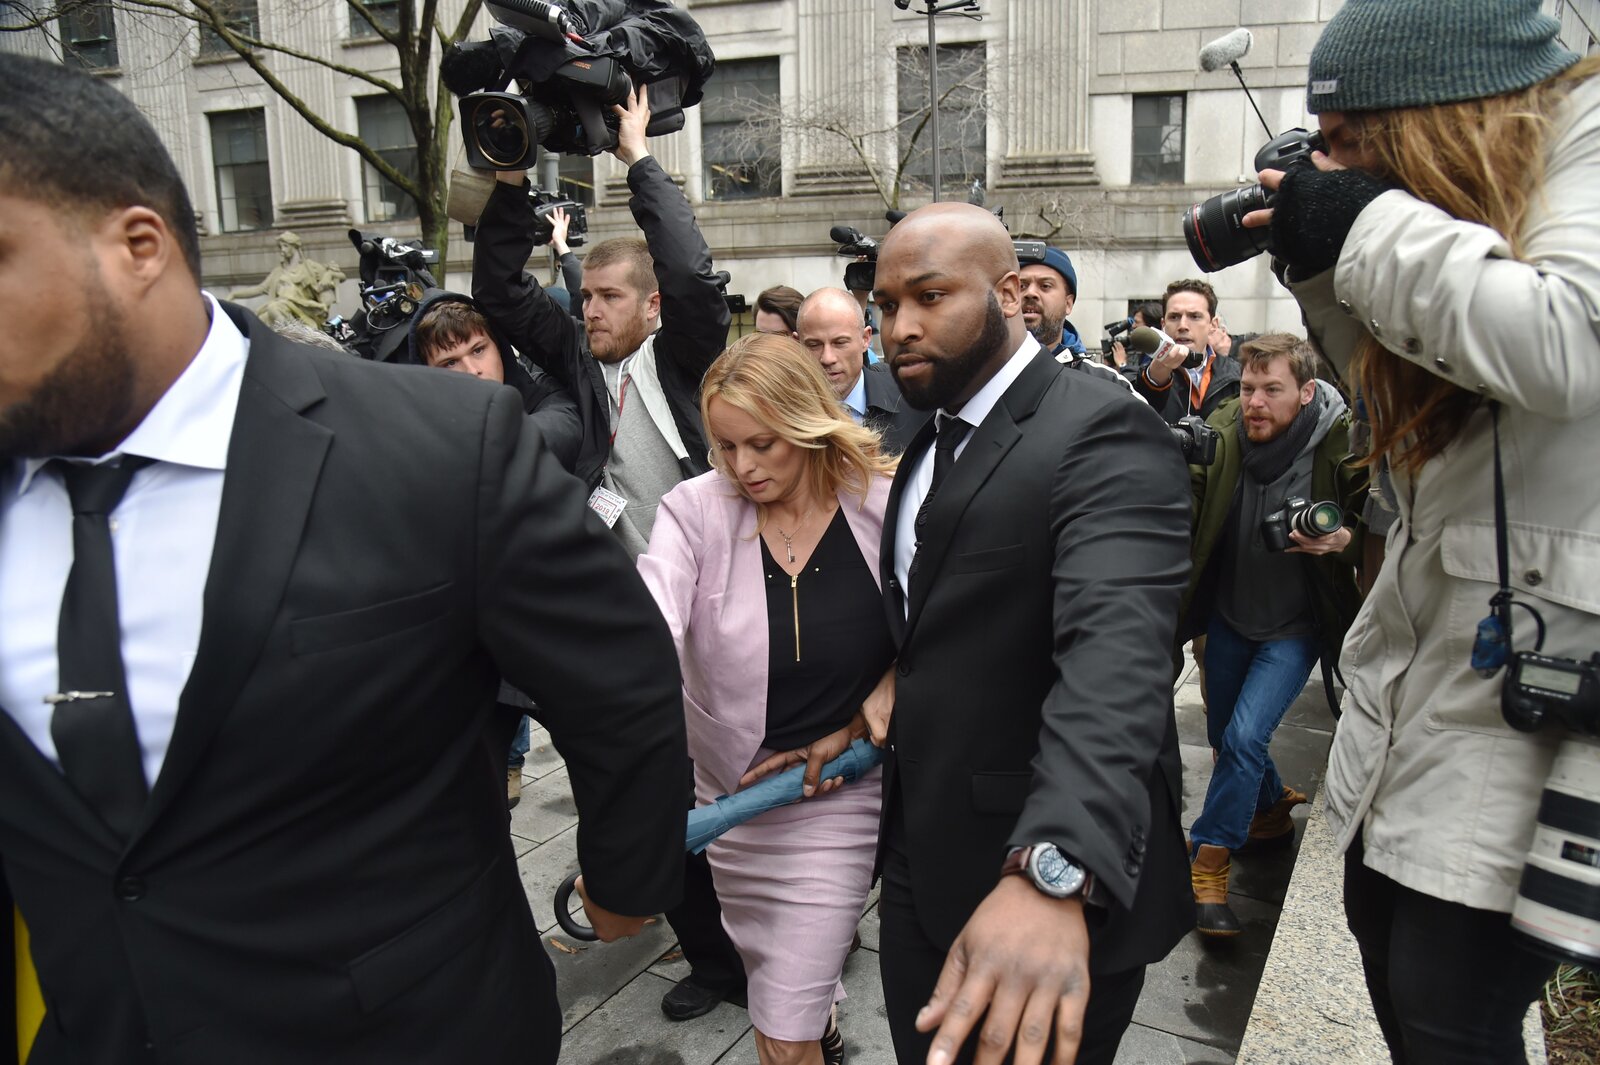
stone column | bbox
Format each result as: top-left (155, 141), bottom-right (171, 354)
top-left (790, 0), bottom-right (879, 197)
top-left (996, 0), bottom-right (1098, 188)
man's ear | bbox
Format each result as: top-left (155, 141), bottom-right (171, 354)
top-left (645, 289), bottom-right (662, 322)
top-left (995, 270), bottom-right (1023, 317)
top-left (1300, 379), bottom-right (1317, 405)
top-left (1062, 291), bottom-right (1076, 315)
top-left (103, 206), bottom-right (178, 294)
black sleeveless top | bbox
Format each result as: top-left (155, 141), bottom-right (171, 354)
top-left (759, 507), bottom-right (896, 751)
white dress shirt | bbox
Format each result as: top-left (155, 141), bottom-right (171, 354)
top-left (0, 293), bottom-right (247, 787)
top-left (893, 334), bottom-right (1041, 613)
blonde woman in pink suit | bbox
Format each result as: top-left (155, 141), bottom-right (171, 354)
top-left (639, 332), bottom-right (901, 1065)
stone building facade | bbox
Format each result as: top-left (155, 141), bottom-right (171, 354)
top-left (5, 0), bottom-right (1598, 342)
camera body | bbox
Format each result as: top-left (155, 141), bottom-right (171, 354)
top-left (832, 225), bottom-right (881, 292)
top-left (1183, 127), bottom-right (1327, 273)
top-left (528, 189), bottom-right (587, 247)
top-left (1502, 651), bottom-right (1600, 735)
top-left (1261, 496), bottom-right (1344, 552)
top-left (1171, 415), bottom-right (1219, 466)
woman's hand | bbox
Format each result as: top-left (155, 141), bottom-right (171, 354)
top-left (1242, 151), bottom-right (1346, 230)
top-left (739, 712), bottom-right (869, 797)
top-left (862, 665), bottom-right (896, 747)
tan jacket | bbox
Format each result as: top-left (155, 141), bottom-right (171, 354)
top-left (1291, 74), bottom-right (1600, 912)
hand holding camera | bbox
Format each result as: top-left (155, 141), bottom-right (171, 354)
top-left (610, 83), bottom-right (651, 167)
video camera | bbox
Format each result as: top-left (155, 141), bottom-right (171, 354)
top-left (443, 0), bottom-right (714, 171)
top-left (831, 225), bottom-right (880, 292)
top-left (1183, 128), bottom-right (1326, 272)
top-left (329, 228), bottom-right (441, 363)
top-left (529, 189), bottom-right (587, 247)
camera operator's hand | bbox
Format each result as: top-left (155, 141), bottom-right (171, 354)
top-left (611, 84), bottom-right (652, 168)
top-left (1144, 342), bottom-right (1193, 387)
top-left (550, 206), bottom-right (572, 255)
top-left (1110, 339), bottom-right (1128, 368)
top-left (1287, 526), bottom-right (1352, 556)
top-left (572, 875), bottom-right (652, 943)
top-left (1208, 315), bottom-right (1232, 358)
top-left (1242, 151), bottom-right (1345, 230)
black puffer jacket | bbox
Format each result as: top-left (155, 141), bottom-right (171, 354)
top-left (407, 289), bottom-right (585, 474)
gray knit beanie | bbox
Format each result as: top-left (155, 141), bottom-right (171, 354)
top-left (1306, 0), bottom-right (1580, 113)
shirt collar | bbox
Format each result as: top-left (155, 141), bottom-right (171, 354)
top-left (843, 369), bottom-right (868, 419)
top-left (14, 292), bottom-right (249, 497)
top-left (940, 333), bottom-right (1040, 431)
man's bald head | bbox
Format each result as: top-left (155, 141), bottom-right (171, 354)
top-left (797, 287), bottom-right (871, 400)
top-left (871, 204), bottom-right (1026, 413)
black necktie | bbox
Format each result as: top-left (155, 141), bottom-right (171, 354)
top-left (908, 415), bottom-right (970, 587)
top-left (51, 456), bottom-right (153, 838)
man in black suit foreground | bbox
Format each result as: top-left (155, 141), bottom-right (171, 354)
top-left (872, 204), bottom-right (1195, 1065)
top-left (0, 55), bottom-right (684, 1064)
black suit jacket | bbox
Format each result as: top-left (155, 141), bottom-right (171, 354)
top-left (880, 350), bottom-right (1195, 975)
top-left (0, 306), bottom-right (688, 1064)
top-left (861, 361), bottom-right (927, 455)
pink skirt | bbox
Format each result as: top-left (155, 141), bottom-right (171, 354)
top-left (702, 765), bottom-right (883, 1042)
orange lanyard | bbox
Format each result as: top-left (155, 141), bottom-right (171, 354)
top-left (1190, 355), bottom-right (1215, 412)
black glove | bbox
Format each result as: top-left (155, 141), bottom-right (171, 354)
top-left (1270, 165), bottom-right (1388, 277)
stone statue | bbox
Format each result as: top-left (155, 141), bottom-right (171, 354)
top-left (229, 232), bottom-right (345, 327)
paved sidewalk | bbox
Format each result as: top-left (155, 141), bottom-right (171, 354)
top-left (514, 652), bottom-right (1338, 1064)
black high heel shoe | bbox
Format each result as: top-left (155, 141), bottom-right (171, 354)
top-left (821, 1018), bottom-right (845, 1065)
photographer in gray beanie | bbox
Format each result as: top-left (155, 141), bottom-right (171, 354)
top-left (1242, 1), bottom-right (1600, 1061)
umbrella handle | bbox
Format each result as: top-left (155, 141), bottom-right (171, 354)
top-left (553, 871), bottom-right (600, 942)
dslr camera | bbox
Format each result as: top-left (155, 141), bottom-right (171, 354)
top-left (1260, 496), bottom-right (1343, 552)
top-left (529, 189), bottom-right (587, 247)
top-left (1183, 127), bottom-right (1326, 273)
top-left (444, 0), bottom-right (712, 171)
top-left (1170, 415), bottom-right (1219, 466)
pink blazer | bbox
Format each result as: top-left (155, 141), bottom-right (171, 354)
top-left (638, 470), bottom-right (894, 797)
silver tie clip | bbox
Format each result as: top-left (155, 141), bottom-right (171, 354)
top-left (43, 691), bottom-right (115, 705)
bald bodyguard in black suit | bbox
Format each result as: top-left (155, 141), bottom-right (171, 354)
top-left (871, 205), bottom-right (1195, 1065)
top-left (0, 56), bottom-right (684, 1064)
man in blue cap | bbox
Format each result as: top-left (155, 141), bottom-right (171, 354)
top-left (1019, 246), bottom-right (1086, 358)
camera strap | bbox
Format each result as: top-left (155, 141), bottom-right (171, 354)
top-left (1473, 401), bottom-right (1547, 675)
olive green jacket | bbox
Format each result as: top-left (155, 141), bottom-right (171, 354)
top-left (1177, 395), bottom-right (1368, 664)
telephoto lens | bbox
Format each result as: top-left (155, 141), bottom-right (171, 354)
top-left (1182, 127), bottom-right (1326, 272)
top-left (1512, 737), bottom-right (1600, 966)
top-left (1289, 499), bottom-right (1344, 538)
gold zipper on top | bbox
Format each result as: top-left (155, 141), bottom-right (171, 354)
top-left (790, 573), bottom-right (800, 661)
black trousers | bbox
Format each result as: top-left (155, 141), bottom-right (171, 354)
top-left (665, 783), bottom-right (745, 992)
top-left (878, 820), bottom-right (1145, 1065)
top-left (1344, 838), bottom-right (1555, 1065)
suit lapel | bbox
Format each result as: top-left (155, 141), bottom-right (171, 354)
top-left (881, 416), bottom-right (936, 646)
top-left (903, 352), bottom-right (1060, 641)
top-left (133, 307), bottom-right (332, 836)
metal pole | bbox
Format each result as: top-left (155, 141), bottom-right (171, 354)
top-left (927, 7), bottom-right (940, 201)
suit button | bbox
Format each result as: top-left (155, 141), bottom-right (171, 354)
top-left (116, 876), bottom-right (146, 902)
top-left (897, 662), bottom-right (910, 677)
top-left (888, 578), bottom-right (899, 590)
top-left (1124, 858), bottom-right (1140, 876)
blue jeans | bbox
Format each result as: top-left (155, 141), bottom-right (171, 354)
top-left (1188, 617), bottom-right (1319, 852)
top-left (507, 714), bottom-right (531, 771)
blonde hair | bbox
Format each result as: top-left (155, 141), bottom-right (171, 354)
top-left (700, 332), bottom-right (897, 533)
top-left (1348, 55), bottom-right (1600, 471)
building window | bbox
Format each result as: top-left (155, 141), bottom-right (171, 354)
top-left (210, 109), bottom-right (273, 232)
top-left (60, 0), bottom-right (117, 69)
top-left (1131, 93), bottom-right (1185, 185)
top-left (896, 43), bottom-right (987, 196)
top-left (557, 153), bottom-right (595, 207)
top-left (699, 57), bottom-right (781, 201)
top-left (357, 95), bottom-right (419, 222)
top-left (198, 0), bottom-right (259, 55)
top-left (350, 0), bottom-right (401, 38)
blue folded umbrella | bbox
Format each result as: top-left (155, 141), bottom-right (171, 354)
top-left (554, 738), bottom-right (886, 940)
top-left (685, 737), bottom-right (886, 853)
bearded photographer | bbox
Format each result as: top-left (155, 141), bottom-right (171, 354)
top-left (1176, 334), bottom-right (1365, 938)
top-left (1244, 2), bottom-right (1600, 1060)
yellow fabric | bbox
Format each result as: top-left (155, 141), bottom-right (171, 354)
top-left (14, 908), bottom-right (42, 1065)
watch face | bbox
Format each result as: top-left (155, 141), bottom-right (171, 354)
top-left (1031, 845), bottom-right (1085, 897)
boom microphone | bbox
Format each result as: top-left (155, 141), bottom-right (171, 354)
top-left (1199, 28), bottom-right (1253, 72)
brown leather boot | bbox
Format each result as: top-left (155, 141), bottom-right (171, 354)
top-left (1191, 844), bottom-right (1242, 937)
top-left (1239, 785), bottom-right (1308, 853)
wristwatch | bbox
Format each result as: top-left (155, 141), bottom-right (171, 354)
top-left (1002, 843), bottom-right (1094, 901)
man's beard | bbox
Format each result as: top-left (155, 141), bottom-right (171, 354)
top-left (895, 292), bottom-right (1011, 412)
top-left (0, 282), bottom-right (136, 460)
top-left (587, 312), bottom-right (651, 364)
top-left (1023, 302), bottom-right (1065, 348)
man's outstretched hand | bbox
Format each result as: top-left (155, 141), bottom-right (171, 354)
top-left (611, 84), bottom-right (652, 168)
top-left (918, 875), bottom-right (1092, 1065)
